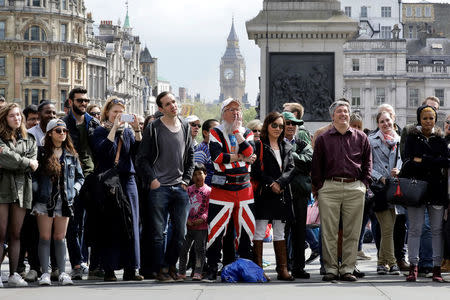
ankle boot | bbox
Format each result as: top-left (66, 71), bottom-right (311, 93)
top-left (432, 266), bottom-right (444, 283)
top-left (406, 264), bottom-right (418, 282)
top-left (253, 240), bottom-right (270, 281)
top-left (273, 240), bottom-right (294, 281)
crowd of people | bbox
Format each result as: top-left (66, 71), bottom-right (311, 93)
top-left (0, 88), bottom-right (448, 287)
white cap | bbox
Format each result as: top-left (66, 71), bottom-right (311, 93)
top-left (185, 115), bottom-right (200, 123)
top-left (46, 119), bottom-right (66, 132)
top-left (221, 98), bottom-right (242, 112)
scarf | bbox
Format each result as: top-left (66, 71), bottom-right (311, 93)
top-left (379, 130), bottom-right (399, 150)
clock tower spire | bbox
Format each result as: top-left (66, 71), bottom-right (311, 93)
top-left (219, 18), bottom-right (247, 104)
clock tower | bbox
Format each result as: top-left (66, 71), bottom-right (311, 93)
top-left (219, 19), bottom-right (246, 103)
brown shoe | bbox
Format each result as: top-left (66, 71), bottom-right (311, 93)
top-left (397, 259), bottom-right (410, 272)
top-left (253, 240), bottom-right (270, 281)
top-left (273, 240), bottom-right (294, 281)
top-left (123, 269), bottom-right (144, 281)
top-left (340, 273), bottom-right (357, 282)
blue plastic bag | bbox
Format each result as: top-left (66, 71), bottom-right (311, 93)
top-left (220, 258), bottom-right (268, 283)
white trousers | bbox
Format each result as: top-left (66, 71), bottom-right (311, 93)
top-left (253, 220), bottom-right (285, 241)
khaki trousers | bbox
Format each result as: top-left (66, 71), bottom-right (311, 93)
top-left (375, 208), bottom-right (397, 267)
top-left (318, 179), bottom-right (365, 275)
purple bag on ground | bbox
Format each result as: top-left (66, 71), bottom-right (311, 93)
top-left (220, 258), bottom-right (268, 283)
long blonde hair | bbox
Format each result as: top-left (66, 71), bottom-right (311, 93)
top-left (0, 103), bottom-right (28, 141)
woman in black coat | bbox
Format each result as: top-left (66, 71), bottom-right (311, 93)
top-left (251, 112), bottom-right (295, 281)
top-left (401, 105), bottom-right (449, 283)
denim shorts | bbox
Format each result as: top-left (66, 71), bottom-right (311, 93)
top-left (31, 200), bottom-right (63, 218)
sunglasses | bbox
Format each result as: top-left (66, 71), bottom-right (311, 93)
top-left (91, 112), bottom-right (100, 116)
top-left (285, 121), bottom-right (295, 126)
top-left (190, 123), bottom-right (201, 128)
top-left (54, 128), bottom-right (68, 134)
top-left (252, 129), bottom-right (261, 133)
top-left (446, 120), bottom-right (450, 125)
top-left (112, 98), bottom-right (125, 105)
top-left (270, 123), bottom-right (284, 130)
top-left (75, 98), bottom-right (90, 104)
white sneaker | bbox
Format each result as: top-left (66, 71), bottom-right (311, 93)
top-left (8, 272), bottom-right (28, 287)
top-left (39, 273), bottom-right (51, 286)
top-left (80, 263), bottom-right (89, 275)
top-left (0, 277), bottom-right (3, 288)
top-left (58, 272), bottom-right (73, 286)
top-left (25, 270), bottom-right (38, 282)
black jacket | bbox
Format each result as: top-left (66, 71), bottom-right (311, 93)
top-left (135, 117), bottom-right (194, 186)
top-left (62, 111), bottom-right (100, 152)
top-left (251, 138), bottom-right (295, 221)
top-left (401, 126), bottom-right (449, 206)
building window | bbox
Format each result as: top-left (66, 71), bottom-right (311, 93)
top-left (24, 26), bottom-right (46, 41)
top-left (352, 59), bottom-right (360, 71)
top-left (376, 88), bottom-right (386, 105)
top-left (435, 89), bottom-right (444, 107)
top-left (416, 7), bottom-right (422, 17)
top-left (31, 89), bottom-right (39, 104)
top-left (0, 0), bottom-right (5, 6)
top-left (345, 6), bottom-right (351, 17)
top-left (377, 59), bottom-right (385, 71)
top-left (381, 6), bottom-right (391, 18)
top-left (406, 7), bottom-right (412, 17)
top-left (25, 57), bottom-right (46, 77)
top-left (381, 26), bottom-right (391, 39)
top-left (0, 21), bottom-right (4, 40)
top-left (60, 59), bottom-right (67, 78)
top-left (408, 25), bottom-right (414, 38)
top-left (361, 6), bottom-right (367, 18)
top-left (60, 24), bottom-right (67, 42)
top-left (61, 0), bottom-right (67, 10)
top-left (0, 57), bottom-right (5, 76)
top-left (351, 88), bottom-right (361, 106)
top-left (60, 90), bottom-right (67, 110)
top-left (408, 88), bottom-right (419, 107)
top-left (32, 0), bottom-right (40, 6)
top-left (0, 88), bottom-right (4, 97)
top-left (76, 62), bottom-right (82, 80)
top-left (425, 6), bottom-right (431, 17)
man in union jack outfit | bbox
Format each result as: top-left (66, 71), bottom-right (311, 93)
top-left (204, 98), bottom-right (256, 281)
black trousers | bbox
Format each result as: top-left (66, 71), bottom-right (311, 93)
top-left (393, 214), bottom-right (408, 261)
top-left (18, 212), bottom-right (41, 273)
top-left (287, 192), bottom-right (308, 271)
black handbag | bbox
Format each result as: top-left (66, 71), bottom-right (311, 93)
top-left (385, 145), bottom-right (428, 207)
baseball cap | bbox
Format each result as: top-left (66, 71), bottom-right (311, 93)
top-left (46, 119), bottom-right (66, 132)
top-left (281, 111), bottom-right (304, 126)
top-left (185, 115), bottom-right (200, 123)
top-left (221, 98), bottom-right (242, 112)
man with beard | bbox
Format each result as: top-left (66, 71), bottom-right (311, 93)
top-left (204, 98), bottom-right (256, 282)
top-left (62, 87), bottom-right (100, 280)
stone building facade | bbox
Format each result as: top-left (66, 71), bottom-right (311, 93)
top-left (0, 0), bottom-right (88, 110)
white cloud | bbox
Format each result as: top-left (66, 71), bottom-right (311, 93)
top-left (85, 0), bottom-right (263, 104)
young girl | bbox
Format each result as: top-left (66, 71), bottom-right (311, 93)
top-left (178, 164), bottom-right (210, 280)
top-left (33, 119), bottom-right (84, 286)
top-left (0, 103), bottom-right (38, 287)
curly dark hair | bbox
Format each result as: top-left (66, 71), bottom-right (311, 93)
top-left (41, 127), bottom-right (78, 182)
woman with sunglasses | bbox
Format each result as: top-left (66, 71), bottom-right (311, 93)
top-left (87, 104), bottom-right (102, 122)
top-left (0, 103), bottom-right (38, 287)
top-left (247, 119), bottom-right (262, 142)
top-left (91, 97), bottom-right (143, 281)
top-left (251, 112), bottom-right (295, 281)
top-left (32, 119), bottom-right (84, 286)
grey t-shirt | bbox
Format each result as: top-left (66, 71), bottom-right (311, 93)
top-left (154, 123), bottom-right (185, 186)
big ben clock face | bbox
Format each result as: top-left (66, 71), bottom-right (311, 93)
top-left (240, 68), bottom-right (245, 81)
top-left (224, 68), bottom-right (234, 80)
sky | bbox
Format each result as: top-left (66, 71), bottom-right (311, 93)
top-left (85, 0), bottom-right (450, 105)
top-left (85, 0), bottom-right (263, 104)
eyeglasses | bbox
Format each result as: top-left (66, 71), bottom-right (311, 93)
top-left (252, 129), bottom-right (261, 133)
top-left (270, 123), bottom-right (284, 130)
top-left (225, 108), bottom-right (240, 113)
top-left (446, 120), bottom-right (450, 125)
top-left (112, 98), bottom-right (125, 105)
top-left (190, 123), bottom-right (201, 128)
top-left (54, 128), bottom-right (68, 134)
top-left (90, 112), bottom-right (100, 117)
top-left (285, 121), bottom-right (294, 126)
top-left (75, 98), bottom-right (90, 104)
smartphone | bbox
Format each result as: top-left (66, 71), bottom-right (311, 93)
top-left (120, 114), bottom-right (134, 123)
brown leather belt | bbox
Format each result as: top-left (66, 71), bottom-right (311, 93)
top-left (331, 177), bottom-right (358, 183)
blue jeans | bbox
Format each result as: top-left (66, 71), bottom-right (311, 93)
top-left (66, 195), bottom-right (86, 268)
top-left (149, 185), bottom-right (189, 271)
top-left (418, 209), bottom-right (433, 268)
top-left (306, 227), bottom-right (319, 252)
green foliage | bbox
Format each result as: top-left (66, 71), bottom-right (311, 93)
top-left (242, 107), bottom-right (257, 125)
top-left (192, 102), bottom-right (221, 122)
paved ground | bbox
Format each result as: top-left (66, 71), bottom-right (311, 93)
top-left (1, 243), bottom-right (450, 300)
